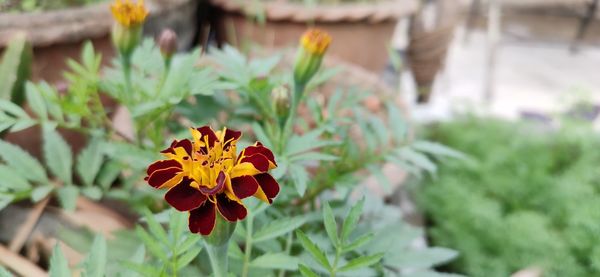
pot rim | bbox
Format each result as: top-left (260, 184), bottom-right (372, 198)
top-left (209, 0), bottom-right (419, 23)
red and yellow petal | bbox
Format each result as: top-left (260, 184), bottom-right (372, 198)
top-left (146, 159), bottom-right (181, 176)
top-left (253, 173), bottom-right (280, 204)
top-left (189, 201), bottom-right (217, 235)
top-left (230, 162), bottom-right (262, 179)
top-left (216, 193), bottom-right (247, 221)
top-left (243, 143), bottom-right (277, 168)
top-left (223, 128), bottom-right (242, 147)
top-left (147, 167), bottom-right (182, 188)
top-left (198, 171), bottom-right (226, 196)
top-left (240, 153), bottom-right (270, 172)
top-left (165, 177), bottom-right (207, 211)
top-left (195, 126), bottom-right (218, 147)
top-left (231, 176), bottom-right (259, 199)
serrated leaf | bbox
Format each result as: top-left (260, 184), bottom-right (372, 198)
top-left (96, 160), bottom-right (121, 190)
top-left (0, 140), bottom-right (47, 183)
top-left (323, 203), bottom-right (338, 246)
top-left (49, 244), bottom-right (71, 277)
top-left (81, 235), bottom-right (107, 277)
top-left (30, 185), bottom-right (53, 202)
top-left (289, 164), bottom-right (308, 196)
top-left (295, 230), bottom-right (331, 271)
top-left (253, 216), bottom-right (307, 243)
top-left (25, 82), bottom-right (47, 120)
top-left (386, 102), bottom-right (407, 142)
top-left (76, 138), bottom-right (104, 186)
top-left (411, 141), bottom-right (468, 160)
top-left (43, 128), bottom-right (73, 185)
top-left (341, 198), bottom-right (364, 242)
top-left (250, 253), bottom-right (299, 270)
top-left (397, 148), bottom-right (437, 175)
top-left (338, 253), bottom-right (384, 272)
top-left (0, 164), bottom-right (30, 191)
top-left (342, 233), bottom-right (373, 253)
top-left (299, 264), bottom-right (319, 277)
top-left (57, 186), bottom-right (78, 211)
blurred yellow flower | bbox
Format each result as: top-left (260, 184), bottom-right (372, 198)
top-left (110, 0), bottom-right (148, 27)
top-left (300, 29), bottom-right (332, 56)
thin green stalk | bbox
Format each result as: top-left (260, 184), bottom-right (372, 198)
top-left (120, 54), bottom-right (133, 105)
top-left (241, 213), bottom-right (254, 277)
top-left (278, 84), bottom-right (305, 153)
top-left (204, 240), bottom-right (229, 277)
top-left (330, 246), bottom-right (342, 277)
top-left (277, 231), bottom-right (294, 277)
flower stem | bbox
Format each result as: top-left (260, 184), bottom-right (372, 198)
top-left (204, 240), bottom-right (229, 277)
top-left (241, 213), bottom-right (254, 277)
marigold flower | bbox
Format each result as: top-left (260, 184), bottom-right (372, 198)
top-left (300, 29), bottom-right (331, 56)
top-left (110, 0), bottom-right (148, 27)
top-left (145, 126), bottom-right (280, 235)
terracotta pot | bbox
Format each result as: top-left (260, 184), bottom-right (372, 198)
top-left (209, 0), bottom-right (419, 73)
top-left (0, 0), bottom-right (198, 156)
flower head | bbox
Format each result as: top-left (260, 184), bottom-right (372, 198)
top-left (110, 0), bottom-right (148, 27)
top-left (145, 126), bottom-right (280, 235)
top-left (300, 29), bottom-right (331, 56)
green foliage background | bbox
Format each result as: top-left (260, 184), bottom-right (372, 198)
top-left (417, 117), bottom-right (600, 277)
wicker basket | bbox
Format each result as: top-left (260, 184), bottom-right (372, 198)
top-left (209, 0), bottom-right (419, 72)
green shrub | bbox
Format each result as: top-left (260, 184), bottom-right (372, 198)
top-left (417, 117), bottom-right (600, 277)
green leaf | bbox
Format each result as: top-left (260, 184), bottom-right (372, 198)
top-left (30, 184), bottom-right (53, 202)
top-left (0, 164), bottom-right (30, 191)
top-left (43, 128), bottom-right (73, 185)
top-left (176, 247), bottom-right (202, 270)
top-left (385, 247), bottom-right (458, 269)
top-left (0, 140), bottom-right (47, 183)
top-left (289, 164), bottom-right (308, 196)
top-left (298, 264), bottom-right (319, 277)
top-left (411, 141), bottom-right (468, 160)
top-left (323, 203), bottom-right (338, 246)
top-left (96, 160), bottom-right (121, 190)
top-left (386, 102), bottom-right (407, 142)
top-left (81, 186), bottom-right (102, 200)
top-left (0, 99), bottom-right (29, 118)
top-left (250, 253), bottom-right (299, 270)
top-left (341, 198), bottom-right (364, 242)
top-left (176, 235), bottom-right (202, 256)
top-left (25, 82), bottom-right (47, 120)
top-left (342, 233), bottom-right (373, 253)
top-left (76, 138), bottom-right (104, 186)
top-left (289, 152), bottom-right (339, 162)
top-left (49, 244), bottom-right (71, 277)
top-left (338, 253), bottom-right (384, 272)
top-left (396, 148), bottom-right (437, 175)
top-left (253, 216), bottom-right (307, 243)
top-left (295, 230), bottom-right (331, 271)
top-left (57, 186), bottom-right (78, 211)
top-left (0, 194), bottom-right (15, 211)
top-left (252, 122), bottom-right (273, 149)
top-left (81, 235), bottom-right (107, 277)
top-left (142, 209), bottom-right (169, 245)
top-left (135, 226), bottom-right (168, 262)
top-left (0, 265), bottom-right (12, 277)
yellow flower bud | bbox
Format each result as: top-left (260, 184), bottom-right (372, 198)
top-left (110, 0), bottom-right (148, 57)
top-left (293, 29), bottom-right (332, 88)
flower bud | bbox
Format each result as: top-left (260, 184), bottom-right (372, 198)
top-left (271, 85), bottom-right (290, 119)
top-left (110, 0), bottom-right (148, 57)
top-left (293, 29), bottom-right (331, 88)
top-left (158, 29), bottom-right (178, 60)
